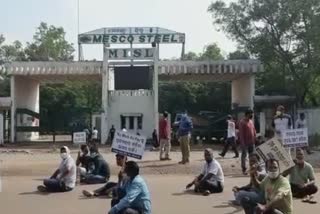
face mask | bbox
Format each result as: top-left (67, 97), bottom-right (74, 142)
top-left (268, 171), bottom-right (279, 179)
top-left (276, 111), bottom-right (282, 116)
top-left (60, 152), bottom-right (68, 159)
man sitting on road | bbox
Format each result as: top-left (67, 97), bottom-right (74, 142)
top-left (186, 148), bottom-right (224, 196)
top-left (243, 159), bottom-right (293, 214)
top-left (81, 145), bottom-right (110, 184)
top-left (82, 154), bottom-right (127, 197)
top-left (283, 148), bottom-right (318, 203)
top-left (108, 161), bottom-right (151, 214)
top-left (37, 146), bottom-right (76, 193)
top-left (76, 144), bottom-right (92, 179)
top-left (231, 153), bottom-right (266, 206)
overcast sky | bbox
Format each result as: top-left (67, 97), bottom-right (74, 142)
top-left (0, 0), bottom-right (236, 60)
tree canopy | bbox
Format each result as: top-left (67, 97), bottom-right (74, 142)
top-left (208, 0), bottom-right (320, 106)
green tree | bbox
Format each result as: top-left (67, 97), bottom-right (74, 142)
top-left (199, 43), bottom-right (224, 60)
top-left (183, 51), bottom-right (199, 60)
top-left (159, 43), bottom-right (231, 115)
top-left (228, 50), bottom-right (250, 60)
top-left (25, 22), bottom-right (74, 61)
top-left (208, 0), bottom-right (320, 106)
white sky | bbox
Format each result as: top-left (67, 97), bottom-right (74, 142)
top-left (0, 0), bottom-right (237, 60)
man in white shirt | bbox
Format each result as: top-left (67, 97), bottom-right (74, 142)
top-left (37, 146), bottom-right (76, 192)
top-left (219, 115), bottom-right (239, 158)
top-left (92, 127), bottom-right (99, 143)
top-left (272, 105), bottom-right (292, 137)
top-left (295, 113), bottom-right (307, 129)
top-left (186, 148), bottom-right (224, 196)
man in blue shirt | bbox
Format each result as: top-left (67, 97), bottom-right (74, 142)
top-left (109, 161), bottom-right (151, 214)
top-left (178, 111), bottom-right (193, 164)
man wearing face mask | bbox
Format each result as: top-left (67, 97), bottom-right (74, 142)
top-left (282, 148), bottom-right (318, 203)
top-left (177, 111), bottom-right (193, 164)
top-left (186, 148), bottom-right (224, 196)
top-left (37, 146), bottom-right (76, 192)
top-left (246, 159), bottom-right (293, 214)
top-left (272, 105), bottom-right (292, 138)
top-left (239, 109), bottom-right (256, 175)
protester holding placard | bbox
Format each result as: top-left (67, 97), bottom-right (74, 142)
top-left (282, 148), bottom-right (318, 204)
top-left (108, 161), bottom-right (151, 214)
top-left (246, 159), bottom-right (293, 214)
top-left (272, 105), bottom-right (292, 137)
top-left (231, 153), bottom-right (266, 206)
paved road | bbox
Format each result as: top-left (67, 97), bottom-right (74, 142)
top-left (1, 175), bottom-right (319, 214)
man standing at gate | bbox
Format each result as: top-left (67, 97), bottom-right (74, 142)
top-left (159, 111), bottom-right (171, 161)
top-left (272, 105), bottom-right (292, 138)
top-left (92, 127), bottom-right (99, 144)
top-left (239, 109), bottom-right (256, 175)
top-left (109, 125), bottom-right (116, 143)
top-left (178, 111), bottom-right (193, 164)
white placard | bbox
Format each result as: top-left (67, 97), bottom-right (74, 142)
top-left (73, 132), bottom-right (87, 144)
top-left (111, 130), bottom-right (146, 159)
top-left (281, 128), bottom-right (308, 148)
top-left (256, 138), bottom-right (295, 172)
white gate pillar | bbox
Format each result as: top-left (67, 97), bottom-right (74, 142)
top-left (101, 44), bottom-right (109, 144)
top-left (231, 75), bottom-right (255, 109)
top-left (11, 76), bottom-right (40, 142)
top-left (0, 113), bottom-right (3, 145)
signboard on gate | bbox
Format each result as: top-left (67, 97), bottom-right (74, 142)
top-left (78, 27), bottom-right (185, 44)
top-left (256, 138), bottom-right (295, 172)
top-left (73, 132), bottom-right (86, 144)
top-left (108, 48), bottom-right (154, 60)
top-left (281, 128), bottom-right (308, 148)
top-left (111, 130), bottom-right (146, 159)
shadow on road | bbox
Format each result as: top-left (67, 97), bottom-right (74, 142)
top-left (142, 163), bottom-right (177, 169)
top-left (213, 202), bottom-right (242, 214)
top-left (172, 190), bottom-right (198, 196)
top-left (19, 191), bottom-right (50, 196)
